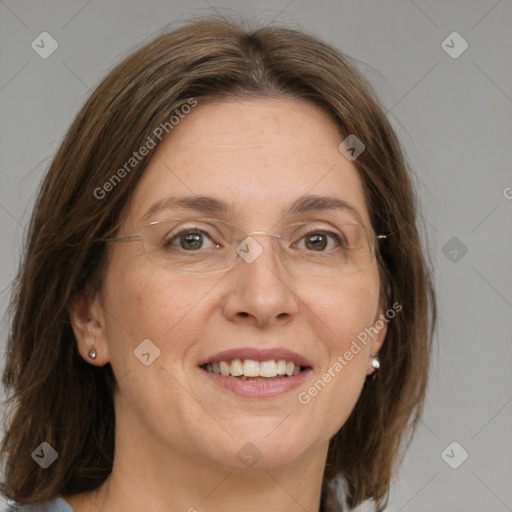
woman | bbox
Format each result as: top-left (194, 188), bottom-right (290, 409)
top-left (1, 17), bottom-right (436, 512)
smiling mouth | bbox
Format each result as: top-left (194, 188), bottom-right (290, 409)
top-left (200, 359), bottom-right (308, 381)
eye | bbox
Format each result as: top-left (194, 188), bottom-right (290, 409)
top-left (293, 231), bottom-right (343, 252)
top-left (165, 228), bottom-right (217, 251)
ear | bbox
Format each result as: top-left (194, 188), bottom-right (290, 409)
top-left (69, 289), bottom-right (110, 366)
top-left (365, 303), bottom-right (390, 376)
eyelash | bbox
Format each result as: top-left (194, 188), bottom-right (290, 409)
top-left (294, 229), bottom-right (344, 249)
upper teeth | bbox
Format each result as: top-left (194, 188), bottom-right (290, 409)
top-left (205, 359), bottom-right (301, 378)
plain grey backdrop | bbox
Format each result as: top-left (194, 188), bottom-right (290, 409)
top-left (1, 1), bottom-right (511, 511)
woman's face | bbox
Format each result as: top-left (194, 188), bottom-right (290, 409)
top-left (80, 99), bottom-right (386, 470)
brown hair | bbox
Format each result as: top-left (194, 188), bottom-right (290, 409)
top-left (1, 17), bottom-right (436, 511)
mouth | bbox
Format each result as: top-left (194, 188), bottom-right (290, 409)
top-left (201, 358), bottom-right (307, 381)
top-left (198, 348), bottom-right (312, 398)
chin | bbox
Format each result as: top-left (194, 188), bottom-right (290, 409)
top-left (205, 419), bottom-right (322, 470)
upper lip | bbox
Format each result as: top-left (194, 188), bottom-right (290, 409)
top-left (198, 347), bottom-right (312, 368)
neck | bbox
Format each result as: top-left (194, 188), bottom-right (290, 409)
top-left (64, 407), bottom-right (329, 512)
top-left (92, 457), bottom-right (326, 512)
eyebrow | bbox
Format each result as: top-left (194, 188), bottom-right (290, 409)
top-left (143, 195), bottom-right (234, 220)
top-left (284, 195), bottom-right (364, 224)
top-left (143, 194), bottom-right (364, 224)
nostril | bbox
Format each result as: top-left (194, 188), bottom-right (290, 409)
top-left (238, 312), bottom-right (249, 317)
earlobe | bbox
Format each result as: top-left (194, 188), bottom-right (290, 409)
top-left (68, 290), bottom-right (110, 366)
top-left (373, 310), bottom-right (388, 353)
top-left (366, 306), bottom-right (388, 376)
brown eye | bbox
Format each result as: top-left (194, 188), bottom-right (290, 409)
top-left (165, 229), bottom-right (213, 251)
top-left (179, 231), bottom-right (204, 250)
top-left (305, 234), bottom-right (328, 251)
top-left (295, 231), bottom-right (341, 252)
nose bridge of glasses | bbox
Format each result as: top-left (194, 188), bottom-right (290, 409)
top-left (246, 230), bottom-right (282, 239)
top-left (232, 229), bottom-right (285, 269)
top-left (242, 231), bottom-right (283, 255)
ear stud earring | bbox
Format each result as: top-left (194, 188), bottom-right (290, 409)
top-left (88, 347), bottom-right (97, 360)
top-left (370, 353), bottom-right (380, 380)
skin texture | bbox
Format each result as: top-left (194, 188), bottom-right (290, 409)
top-left (67, 99), bottom-right (387, 512)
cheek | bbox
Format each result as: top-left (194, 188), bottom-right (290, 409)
top-left (301, 269), bottom-right (380, 349)
top-left (295, 271), bottom-right (379, 409)
top-left (294, 275), bottom-right (379, 435)
top-left (102, 260), bottom-right (215, 367)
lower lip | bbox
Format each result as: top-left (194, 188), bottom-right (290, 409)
top-left (200, 368), bottom-right (311, 398)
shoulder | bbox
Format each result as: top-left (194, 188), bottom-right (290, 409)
top-left (1, 497), bottom-right (74, 512)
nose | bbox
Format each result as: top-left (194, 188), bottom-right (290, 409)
top-left (221, 234), bottom-right (300, 328)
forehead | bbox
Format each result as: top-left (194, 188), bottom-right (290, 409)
top-left (127, 99), bottom-right (371, 228)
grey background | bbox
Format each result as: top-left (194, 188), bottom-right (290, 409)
top-left (1, 1), bottom-right (511, 511)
